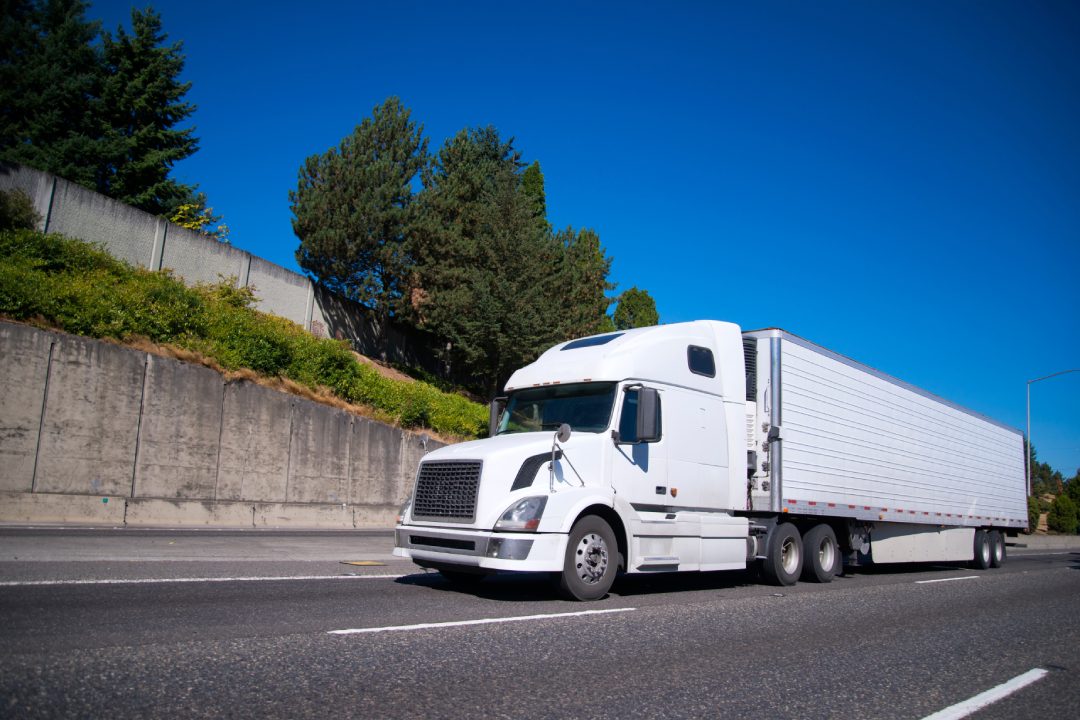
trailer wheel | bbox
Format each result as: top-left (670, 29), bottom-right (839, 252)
top-left (971, 530), bottom-right (992, 570)
top-left (559, 515), bottom-right (617, 601)
top-left (762, 523), bottom-right (802, 586)
top-left (989, 530), bottom-right (1005, 568)
top-left (801, 524), bottom-right (839, 583)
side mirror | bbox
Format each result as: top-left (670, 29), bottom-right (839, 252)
top-left (556, 423), bottom-right (571, 444)
top-left (636, 387), bottom-right (661, 443)
top-left (488, 397), bottom-right (507, 437)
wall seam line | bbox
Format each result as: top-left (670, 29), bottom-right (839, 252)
top-left (284, 401), bottom-right (295, 503)
top-left (346, 417), bottom-right (355, 526)
top-left (211, 380), bottom-right (228, 503)
top-left (41, 176), bottom-right (57, 234)
top-left (29, 338), bottom-right (57, 493)
top-left (129, 354), bottom-right (152, 500)
top-left (157, 220), bottom-right (168, 270)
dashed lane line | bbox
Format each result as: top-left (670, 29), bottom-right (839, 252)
top-left (921, 668), bottom-right (1048, 720)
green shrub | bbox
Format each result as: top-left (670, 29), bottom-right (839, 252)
top-left (1027, 496), bottom-right (1040, 532)
top-left (0, 229), bottom-right (488, 438)
top-left (1046, 494), bottom-right (1078, 534)
top-left (0, 189), bottom-right (41, 231)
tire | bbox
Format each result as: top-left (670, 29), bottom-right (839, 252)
top-left (801, 524), bottom-right (839, 583)
top-left (971, 530), bottom-right (992, 570)
top-left (989, 530), bottom-right (1005, 568)
top-left (761, 523), bottom-right (803, 586)
top-left (559, 515), bottom-right (618, 601)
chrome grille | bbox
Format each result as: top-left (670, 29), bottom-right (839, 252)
top-left (413, 461), bottom-right (482, 522)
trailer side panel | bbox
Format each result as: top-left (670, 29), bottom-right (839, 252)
top-left (776, 335), bottom-right (1026, 529)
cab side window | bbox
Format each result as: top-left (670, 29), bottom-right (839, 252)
top-left (687, 345), bottom-right (715, 377)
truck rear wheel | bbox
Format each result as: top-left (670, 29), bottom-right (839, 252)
top-left (762, 523), bottom-right (802, 586)
top-left (989, 530), bottom-right (1005, 568)
top-left (972, 530), bottom-right (992, 570)
top-left (559, 515), bottom-right (617, 601)
top-left (800, 524), bottom-right (839, 583)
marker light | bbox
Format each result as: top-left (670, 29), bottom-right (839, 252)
top-left (396, 495), bottom-right (412, 525)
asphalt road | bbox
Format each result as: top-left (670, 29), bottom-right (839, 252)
top-left (1, 531), bottom-right (1077, 719)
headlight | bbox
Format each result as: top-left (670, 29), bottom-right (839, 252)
top-left (396, 495), bottom-right (412, 525)
top-left (494, 496), bottom-right (548, 532)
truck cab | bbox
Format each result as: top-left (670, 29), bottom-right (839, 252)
top-left (394, 321), bottom-right (752, 599)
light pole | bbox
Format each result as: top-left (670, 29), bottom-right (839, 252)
top-left (1026, 368), bottom-right (1080, 496)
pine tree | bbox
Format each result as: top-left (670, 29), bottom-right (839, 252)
top-left (410, 127), bottom-right (562, 394)
top-left (0, 0), bottom-right (106, 187)
top-left (291, 97), bottom-right (428, 352)
top-left (613, 286), bottom-right (659, 329)
top-left (521, 160), bottom-right (548, 229)
top-left (98, 8), bottom-right (198, 215)
top-left (0, 1), bottom-right (206, 216)
top-left (554, 226), bottom-right (615, 338)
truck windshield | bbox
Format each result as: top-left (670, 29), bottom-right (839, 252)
top-left (496, 382), bottom-right (617, 435)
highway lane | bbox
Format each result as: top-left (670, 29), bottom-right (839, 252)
top-left (1, 551), bottom-right (1077, 718)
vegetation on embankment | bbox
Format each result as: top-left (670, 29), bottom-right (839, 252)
top-left (0, 228), bottom-right (488, 439)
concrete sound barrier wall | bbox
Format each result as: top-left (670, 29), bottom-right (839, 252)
top-left (0, 162), bottom-right (456, 375)
top-left (0, 321), bottom-right (443, 527)
top-left (0, 162), bottom-right (326, 334)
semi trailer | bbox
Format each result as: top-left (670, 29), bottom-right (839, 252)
top-left (393, 321), bottom-right (1027, 600)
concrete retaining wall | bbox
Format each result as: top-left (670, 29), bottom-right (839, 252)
top-left (0, 321), bottom-right (442, 527)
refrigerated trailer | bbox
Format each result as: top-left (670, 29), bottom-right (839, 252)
top-left (394, 321), bottom-right (1027, 600)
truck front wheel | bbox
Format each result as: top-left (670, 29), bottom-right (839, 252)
top-left (762, 523), bottom-right (803, 586)
top-left (559, 516), bottom-right (618, 601)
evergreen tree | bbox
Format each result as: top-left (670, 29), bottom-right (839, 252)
top-left (0, 0), bottom-right (105, 188)
top-left (554, 226), bottom-right (615, 338)
top-left (1066, 470), bottom-right (1080, 505)
top-left (0, 1), bottom-right (206, 216)
top-left (410, 126), bottom-right (561, 394)
top-left (98, 8), bottom-right (198, 215)
top-left (521, 160), bottom-right (548, 229)
top-left (291, 97), bottom-right (428, 352)
top-left (613, 286), bottom-right (659, 329)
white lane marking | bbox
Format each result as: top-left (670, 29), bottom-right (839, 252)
top-left (921, 668), bottom-right (1048, 720)
top-left (0, 574), bottom-right (406, 587)
top-left (915, 576), bottom-right (979, 585)
top-left (328, 607), bottom-right (636, 635)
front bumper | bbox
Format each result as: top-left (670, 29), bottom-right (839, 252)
top-left (394, 524), bottom-right (568, 572)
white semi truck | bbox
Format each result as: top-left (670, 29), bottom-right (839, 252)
top-left (394, 321), bottom-right (1027, 600)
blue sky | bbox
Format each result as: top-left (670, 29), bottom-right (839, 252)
top-left (90, 1), bottom-right (1079, 476)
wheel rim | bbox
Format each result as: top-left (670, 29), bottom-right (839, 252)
top-left (992, 537), bottom-right (1003, 562)
top-left (575, 532), bottom-right (609, 585)
top-left (818, 537), bottom-right (835, 572)
top-left (980, 538), bottom-right (990, 564)
top-left (781, 537), bottom-right (799, 575)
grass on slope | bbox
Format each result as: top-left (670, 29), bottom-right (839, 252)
top-left (0, 229), bottom-right (487, 439)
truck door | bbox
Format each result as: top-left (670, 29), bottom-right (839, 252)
top-left (608, 385), bottom-right (669, 510)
